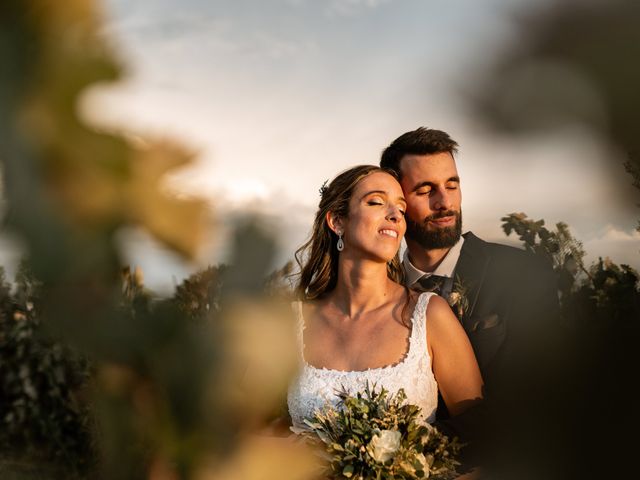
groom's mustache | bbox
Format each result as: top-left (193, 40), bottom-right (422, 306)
top-left (424, 210), bottom-right (459, 223)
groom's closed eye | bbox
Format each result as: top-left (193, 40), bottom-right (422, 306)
top-left (415, 185), bottom-right (459, 196)
top-left (412, 181), bottom-right (434, 195)
top-left (415, 185), bottom-right (433, 196)
top-left (413, 177), bottom-right (460, 194)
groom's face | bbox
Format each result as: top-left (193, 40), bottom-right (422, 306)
top-left (398, 152), bottom-right (462, 250)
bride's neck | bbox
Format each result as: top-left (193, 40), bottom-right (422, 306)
top-left (329, 256), bottom-right (397, 317)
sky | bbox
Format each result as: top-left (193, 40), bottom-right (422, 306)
top-left (20, 0), bottom-right (638, 293)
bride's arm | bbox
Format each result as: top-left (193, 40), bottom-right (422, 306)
top-left (426, 295), bottom-right (483, 416)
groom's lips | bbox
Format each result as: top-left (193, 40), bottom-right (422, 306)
top-left (428, 215), bottom-right (455, 227)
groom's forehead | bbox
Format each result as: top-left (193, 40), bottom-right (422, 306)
top-left (400, 152), bottom-right (459, 179)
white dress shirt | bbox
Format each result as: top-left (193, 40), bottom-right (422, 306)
top-left (403, 237), bottom-right (465, 291)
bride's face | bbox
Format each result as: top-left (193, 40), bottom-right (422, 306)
top-left (337, 172), bottom-right (406, 262)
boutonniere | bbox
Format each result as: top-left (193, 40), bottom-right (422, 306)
top-left (447, 275), bottom-right (469, 320)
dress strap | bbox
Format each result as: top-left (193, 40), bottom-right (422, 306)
top-left (409, 292), bottom-right (435, 360)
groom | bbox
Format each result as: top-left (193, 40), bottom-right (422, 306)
top-left (380, 127), bottom-right (560, 435)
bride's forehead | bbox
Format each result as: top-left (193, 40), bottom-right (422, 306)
top-left (353, 172), bottom-right (400, 194)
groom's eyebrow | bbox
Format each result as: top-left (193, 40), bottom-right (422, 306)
top-left (411, 176), bottom-right (460, 192)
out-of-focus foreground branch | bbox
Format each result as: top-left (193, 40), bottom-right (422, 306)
top-left (0, 1), bottom-right (316, 479)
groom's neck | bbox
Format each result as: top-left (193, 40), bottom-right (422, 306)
top-left (406, 240), bottom-right (452, 273)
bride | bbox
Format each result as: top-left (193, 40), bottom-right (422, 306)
top-left (288, 165), bottom-right (483, 430)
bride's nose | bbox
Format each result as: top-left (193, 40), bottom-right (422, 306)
top-left (386, 206), bottom-right (402, 222)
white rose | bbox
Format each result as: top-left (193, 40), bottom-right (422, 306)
top-left (368, 430), bottom-right (401, 463)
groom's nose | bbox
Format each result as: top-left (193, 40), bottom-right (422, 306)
top-left (431, 187), bottom-right (453, 211)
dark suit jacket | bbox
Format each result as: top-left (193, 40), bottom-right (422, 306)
top-left (452, 232), bottom-right (560, 389)
top-left (422, 232), bottom-right (560, 461)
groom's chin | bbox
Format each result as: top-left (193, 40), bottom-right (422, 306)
top-left (426, 230), bottom-right (460, 249)
top-left (406, 222), bottom-right (461, 250)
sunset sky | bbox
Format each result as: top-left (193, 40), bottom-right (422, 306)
top-left (66, 0), bottom-right (640, 292)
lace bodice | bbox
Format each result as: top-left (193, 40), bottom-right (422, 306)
top-left (287, 292), bottom-right (439, 429)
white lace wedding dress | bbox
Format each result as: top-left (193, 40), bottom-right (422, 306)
top-left (287, 292), bottom-right (439, 430)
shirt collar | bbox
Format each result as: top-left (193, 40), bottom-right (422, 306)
top-left (403, 236), bottom-right (465, 287)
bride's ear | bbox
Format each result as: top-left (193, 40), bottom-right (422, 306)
top-left (326, 211), bottom-right (344, 235)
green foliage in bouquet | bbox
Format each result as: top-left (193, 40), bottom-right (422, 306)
top-left (300, 384), bottom-right (462, 480)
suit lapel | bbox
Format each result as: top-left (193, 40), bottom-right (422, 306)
top-left (454, 232), bottom-right (490, 323)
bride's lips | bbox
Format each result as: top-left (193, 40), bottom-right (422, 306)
top-left (428, 215), bottom-right (455, 227)
top-left (378, 228), bottom-right (399, 239)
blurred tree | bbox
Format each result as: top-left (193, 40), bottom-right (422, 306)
top-left (173, 265), bottom-right (226, 321)
top-left (0, 2), bottom-right (314, 479)
top-left (470, 0), bottom-right (640, 153)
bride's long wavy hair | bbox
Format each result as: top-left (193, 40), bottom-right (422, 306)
top-left (294, 165), bottom-right (405, 300)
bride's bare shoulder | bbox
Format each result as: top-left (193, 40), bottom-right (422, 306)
top-left (424, 294), bottom-right (469, 351)
top-left (425, 293), bottom-right (451, 313)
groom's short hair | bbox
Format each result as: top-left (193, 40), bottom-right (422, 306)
top-left (380, 127), bottom-right (459, 179)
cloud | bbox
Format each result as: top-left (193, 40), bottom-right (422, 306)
top-left (328, 0), bottom-right (395, 16)
top-left (252, 31), bottom-right (313, 59)
top-left (594, 225), bottom-right (640, 242)
top-left (99, 4), bottom-right (315, 88)
top-left (581, 225), bottom-right (640, 269)
top-left (286, 0), bottom-right (394, 16)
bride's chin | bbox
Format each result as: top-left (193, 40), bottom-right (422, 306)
top-left (345, 245), bottom-right (399, 264)
top-left (370, 251), bottom-right (400, 264)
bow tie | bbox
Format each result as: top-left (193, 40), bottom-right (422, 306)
top-left (415, 274), bottom-right (448, 294)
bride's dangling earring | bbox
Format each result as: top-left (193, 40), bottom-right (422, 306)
top-left (337, 231), bottom-right (344, 252)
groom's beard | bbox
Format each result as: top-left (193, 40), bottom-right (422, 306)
top-left (406, 210), bottom-right (462, 250)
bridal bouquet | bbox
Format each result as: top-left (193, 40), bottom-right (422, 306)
top-left (298, 384), bottom-right (463, 479)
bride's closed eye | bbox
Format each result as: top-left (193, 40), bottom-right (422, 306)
top-left (366, 196), bottom-right (385, 206)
